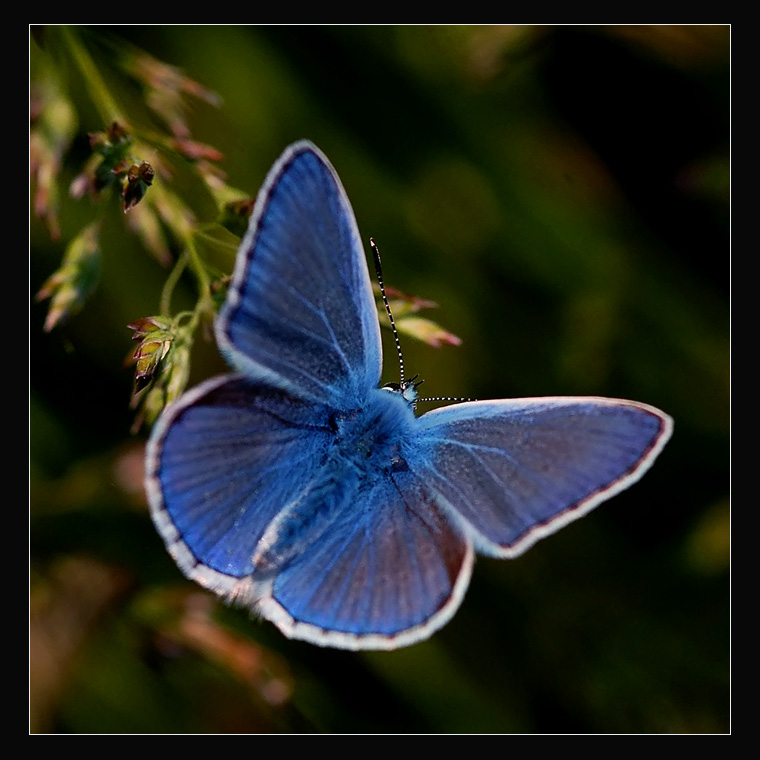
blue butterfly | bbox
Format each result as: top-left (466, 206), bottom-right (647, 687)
top-left (146, 141), bottom-right (672, 651)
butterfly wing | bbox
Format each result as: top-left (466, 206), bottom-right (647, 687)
top-left (217, 141), bottom-right (382, 407)
top-left (146, 375), bottom-right (333, 601)
top-left (257, 460), bottom-right (474, 651)
top-left (413, 397), bottom-right (672, 556)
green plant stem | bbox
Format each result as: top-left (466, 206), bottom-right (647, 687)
top-left (185, 236), bottom-right (213, 314)
top-left (160, 237), bottom-right (214, 338)
top-left (60, 27), bottom-right (125, 126)
top-left (160, 249), bottom-right (189, 317)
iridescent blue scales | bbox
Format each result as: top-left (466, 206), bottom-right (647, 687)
top-left (146, 142), bottom-right (672, 650)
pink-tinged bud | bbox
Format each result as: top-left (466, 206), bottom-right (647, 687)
top-left (36, 223), bottom-right (101, 332)
top-left (30, 84), bottom-right (77, 239)
top-left (170, 138), bottom-right (224, 163)
top-left (396, 316), bottom-right (462, 348)
top-left (128, 316), bottom-right (171, 338)
top-left (127, 317), bottom-right (173, 388)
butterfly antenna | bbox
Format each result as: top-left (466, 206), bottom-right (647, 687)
top-left (417, 394), bottom-right (477, 405)
top-left (371, 238), bottom-right (406, 386)
top-left (372, 238), bottom-right (475, 408)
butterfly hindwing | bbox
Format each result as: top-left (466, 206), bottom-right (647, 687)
top-left (413, 397), bottom-right (672, 556)
top-left (217, 141), bottom-right (382, 407)
top-left (146, 375), bottom-right (333, 598)
top-left (260, 460), bottom-right (474, 650)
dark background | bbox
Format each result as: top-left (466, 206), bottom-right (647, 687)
top-left (30, 25), bottom-right (729, 733)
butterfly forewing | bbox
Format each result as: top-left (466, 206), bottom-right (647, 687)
top-left (414, 397), bottom-right (672, 557)
top-left (217, 142), bottom-right (382, 407)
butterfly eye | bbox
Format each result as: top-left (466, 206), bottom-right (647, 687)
top-left (401, 375), bottom-right (424, 404)
top-left (381, 376), bottom-right (424, 405)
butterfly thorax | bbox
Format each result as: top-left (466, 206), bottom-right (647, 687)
top-left (250, 387), bottom-right (417, 576)
top-left (328, 386), bottom-right (417, 476)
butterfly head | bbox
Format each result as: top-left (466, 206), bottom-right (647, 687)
top-left (382, 374), bottom-right (424, 407)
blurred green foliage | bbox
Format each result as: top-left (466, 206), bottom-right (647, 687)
top-left (30, 25), bottom-right (729, 734)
